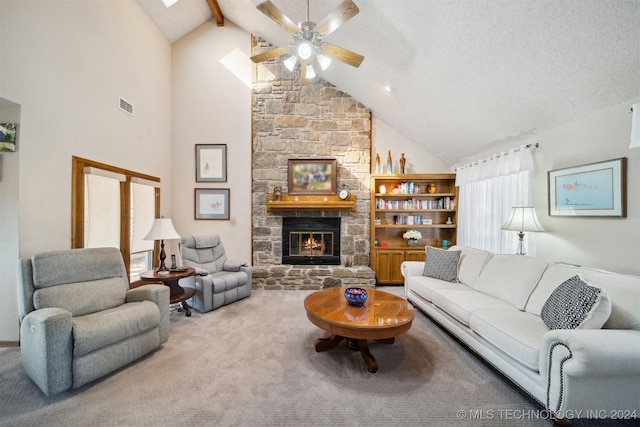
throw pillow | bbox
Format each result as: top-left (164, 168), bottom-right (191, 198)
top-left (422, 246), bottom-right (461, 282)
top-left (541, 275), bottom-right (611, 330)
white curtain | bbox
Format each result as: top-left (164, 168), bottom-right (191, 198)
top-left (455, 145), bottom-right (534, 254)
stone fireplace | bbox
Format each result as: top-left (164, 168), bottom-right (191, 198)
top-left (251, 36), bottom-right (375, 290)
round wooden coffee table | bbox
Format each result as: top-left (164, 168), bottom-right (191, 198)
top-left (141, 268), bottom-right (196, 317)
top-left (304, 287), bottom-right (415, 373)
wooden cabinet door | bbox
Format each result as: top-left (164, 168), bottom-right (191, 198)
top-left (375, 250), bottom-right (405, 284)
top-left (405, 250), bottom-right (426, 262)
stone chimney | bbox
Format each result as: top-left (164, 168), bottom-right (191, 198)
top-left (251, 37), bottom-right (375, 290)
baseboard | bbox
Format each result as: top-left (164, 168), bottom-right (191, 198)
top-left (0, 341), bottom-right (19, 347)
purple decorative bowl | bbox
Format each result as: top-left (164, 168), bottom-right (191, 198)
top-left (344, 287), bottom-right (368, 307)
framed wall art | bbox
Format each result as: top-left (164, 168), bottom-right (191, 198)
top-left (287, 158), bottom-right (337, 195)
top-left (195, 188), bottom-right (230, 220)
top-left (196, 144), bottom-right (227, 182)
top-left (548, 157), bottom-right (626, 217)
top-left (0, 123), bottom-right (17, 152)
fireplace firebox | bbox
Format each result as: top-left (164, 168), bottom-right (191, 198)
top-left (282, 217), bottom-right (340, 265)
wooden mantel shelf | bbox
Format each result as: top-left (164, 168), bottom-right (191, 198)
top-left (266, 194), bottom-right (356, 211)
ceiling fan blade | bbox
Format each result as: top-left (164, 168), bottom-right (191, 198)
top-left (250, 45), bottom-right (293, 63)
top-left (256, 1), bottom-right (300, 34)
top-left (322, 44), bottom-right (364, 68)
top-left (314, 0), bottom-right (359, 37)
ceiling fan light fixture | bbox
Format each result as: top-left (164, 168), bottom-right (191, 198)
top-left (251, 1), bottom-right (364, 84)
top-left (305, 64), bottom-right (316, 79)
top-left (316, 54), bottom-right (331, 71)
top-left (284, 55), bottom-right (298, 71)
top-left (297, 41), bottom-right (313, 60)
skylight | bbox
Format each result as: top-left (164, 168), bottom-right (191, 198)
top-left (162, 0), bottom-right (179, 8)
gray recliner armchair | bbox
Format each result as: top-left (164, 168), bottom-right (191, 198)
top-left (180, 234), bottom-right (252, 313)
top-left (17, 247), bottom-right (170, 396)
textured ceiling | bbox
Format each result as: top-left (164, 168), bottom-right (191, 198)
top-left (138, 0), bottom-right (640, 165)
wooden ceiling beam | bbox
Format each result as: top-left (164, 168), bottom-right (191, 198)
top-left (207, 0), bottom-right (224, 27)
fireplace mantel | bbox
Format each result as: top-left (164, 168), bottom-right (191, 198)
top-left (266, 194), bottom-right (356, 211)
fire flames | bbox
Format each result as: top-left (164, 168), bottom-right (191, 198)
top-left (303, 236), bottom-right (325, 255)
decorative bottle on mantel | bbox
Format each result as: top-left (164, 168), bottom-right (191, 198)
top-left (375, 153), bottom-right (381, 173)
top-left (399, 153), bottom-right (406, 174)
top-left (386, 150), bottom-right (393, 174)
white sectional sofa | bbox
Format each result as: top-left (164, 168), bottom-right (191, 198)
top-left (401, 245), bottom-right (640, 422)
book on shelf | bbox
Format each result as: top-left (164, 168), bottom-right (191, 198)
top-left (375, 196), bottom-right (455, 210)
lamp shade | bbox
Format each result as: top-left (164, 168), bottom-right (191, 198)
top-left (501, 207), bottom-right (545, 232)
top-left (144, 218), bottom-right (180, 241)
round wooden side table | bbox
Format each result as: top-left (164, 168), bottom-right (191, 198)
top-left (140, 268), bottom-right (196, 317)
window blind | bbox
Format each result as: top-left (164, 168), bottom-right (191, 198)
top-left (84, 173), bottom-right (121, 248)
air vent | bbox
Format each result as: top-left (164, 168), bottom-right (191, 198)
top-left (118, 97), bottom-right (134, 116)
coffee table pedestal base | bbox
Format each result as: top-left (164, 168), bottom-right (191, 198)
top-left (314, 335), bottom-right (396, 373)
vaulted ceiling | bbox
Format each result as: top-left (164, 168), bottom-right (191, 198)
top-left (137, 0), bottom-right (640, 165)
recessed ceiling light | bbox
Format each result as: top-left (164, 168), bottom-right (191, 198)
top-left (384, 82), bottom-right (392, 92)
top-left (162, 0), bottom-right (179, 8)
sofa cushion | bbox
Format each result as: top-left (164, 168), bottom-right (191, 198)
top-left (449, 245), bottom-right (493, 288)
top-left (194, 234), bottom-right (220, 248)
top-left (406, 275), bottom-right (469, 303)
top-left (72, 300), bottom-right (160, 357)
top-left (202, 271), bottom-right (250, 293)
top-left (473, 255), bottom-right (549, 310)
top-left (526, 264), bottom-right (640, 330)
top-left (31, 247), bottom-right (127, 289)
top-left (526, 264), bottom-right (584, 316)
top-left (33, 277), bottom-right (127, 317)
top-left (181, 235), bottom-right (227, 274)
top-left (431, 289), bottom-right (518, 326)
top-left (423, 246), bottom-right (461, 282)
top-left (541, 275), bottom-right (611, 330)
top-left (469, 309), bottom-right (548, 371)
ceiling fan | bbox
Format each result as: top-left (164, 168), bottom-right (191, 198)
top-left (250, 0), bottom-right (364, 85)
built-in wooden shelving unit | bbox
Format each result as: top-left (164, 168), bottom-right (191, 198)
top-left (370, 173), bottom-right (458, 284)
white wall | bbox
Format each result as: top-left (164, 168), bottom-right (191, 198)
top-left (0, 0), bottom-right (172, 341)
top-left (171, 21), bottom-right (252, 263)
top-left (372, 118), bottom-right (451, 174)
top-left (0, 99), bottom-right (20, 343)
top-left (457, 97), bottom-right (640, 275)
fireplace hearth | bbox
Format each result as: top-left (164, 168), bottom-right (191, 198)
top-left (282, 217), bottom-right (340, 265)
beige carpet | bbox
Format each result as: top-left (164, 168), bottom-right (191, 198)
top-left (0, 288), bottom-right (632, 426)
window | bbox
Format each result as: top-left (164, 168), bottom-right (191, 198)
top-left (72, 157), bottom-right (160, 281)
top-left (130, 180), bottom-right (157, 281)
top-left (455, 146), bottom-right (535, 254)
top-left (83, 168), bottom-right (124, 248)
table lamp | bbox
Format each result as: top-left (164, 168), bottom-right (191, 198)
top-left (144, 217), bottom-right (181, 274)
top-left (501, 207), bottom-right (545, 255)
